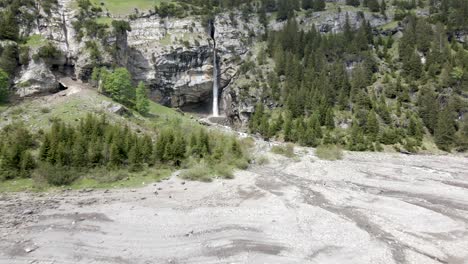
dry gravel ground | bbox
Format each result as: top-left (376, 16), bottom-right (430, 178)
top-left (1, 147), bottom-right (468, 264)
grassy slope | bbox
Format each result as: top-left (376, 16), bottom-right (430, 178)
top-left (0, 85), bottom-right (196, 132)
top-left (0, 84), bottom-right (199, 192)
top-left (0, 168), bottom-right (173, 192)
top-left (91, 0), bottom-right (170, 15)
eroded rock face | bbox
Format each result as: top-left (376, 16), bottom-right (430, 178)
top-left (270, 9), bottom-right (390, 33)
top-left (125, 14), bottom-right (254, 111)
top-left (14, 60), bottom-right (59, 97)
top-left (13, 1), bottom-right (395, 125)
top-left (126, 16), bottom-right (214, 107)
top-left (122, 12), bottom-right (264, 114)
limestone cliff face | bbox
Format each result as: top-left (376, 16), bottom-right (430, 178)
top-left (13, 1), bottom-right (393, 124)
top-left (125, 16), bottom-right (214, 107)
top-left (124, 11), bottom-right (264, 113)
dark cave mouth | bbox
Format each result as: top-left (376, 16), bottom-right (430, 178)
top-left (180, 98), bottom-right (212, 117)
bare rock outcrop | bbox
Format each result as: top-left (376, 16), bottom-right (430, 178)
top-left (14, 60), bottom-right (59, 97)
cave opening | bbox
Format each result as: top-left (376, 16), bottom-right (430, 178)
top-left (180, 93), bottom-right (213, 117)
top-left (57, 81), bottom-right (68, 92)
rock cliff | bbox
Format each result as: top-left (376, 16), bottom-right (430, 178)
top-left (13, 0), bottom-right (393, 125)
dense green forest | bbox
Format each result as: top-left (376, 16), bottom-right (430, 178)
top-left (246, 0), bottom-right (468, 153)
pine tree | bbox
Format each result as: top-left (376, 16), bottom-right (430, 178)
top-left (355, 90), bottom-right (372, 111)
top-left (404, 50), bottom-right (423, 79)
top-left (156, 129), bottom-right (173, 161)
top-left (434, 107), bottom-right (456, 151)
top-left (39, 135), bottom-right (51, 161)
top-left (72, 135), bottom-right (88, 167)
top-left (0, 44), bottom-right (18, 76)
top-left (271, 114), bottom-right (284, 136)
top-left (303, 124), bottom-right (316, 147)
top-left (109, 141), bottom-right (123, 167)
top-left (380, 0), bottom-right (387, 16)
top-left (0, 146), bottom-right (19, 180)
top-left (295, 118), bottom-right (306, 145)
top-left (313, 0), bottom-right (325, 11)
top-left (274, 46), bottom-right (286, 75)
top-left (260, 115), bottom-right (270, 139)
top-left (19, 151), bottom-right (35, 178)
top-left (283, 113), bottom-right (293, 141)
top-left (128, 143), bottom-right (142, 171)
top-left (88, 139), bottom-right (104, 166)
top-left (302, 0), bottom-right (313, 10)
top-left (212, 143), bottom-right (225, 161)
top-left (171, 135), bottom-right (186, 166)
top-left (365, 110), bottom-right (379, 141)
top-left (325, 108), bottom-right (335, 129)
top-left (188, 132), bottom-right (200, 158)
top-left (343, 13), bottom-right (353, 43)
top-left (348, 120), bottom-right (368, 151)
top-left (55, 142), bottom-right (70, 167)
top-left (408, 114), bottom-right (424, 141)
top-left (457, 118), bottom-right (468, 151)
top-left (418, 87), bottom-right (438, 134)
top-left (230, 138), bottom-right (243, 158)
top-left (0, 9), bottom-right (19, 41)
top-left (249, 103), bottom-right (265, 133)
top-left (303, 113), bottom-right (323, 147)
top-left (377, 96), bottom-right (392, 124)
top-left (196, 129), bottom-right (210, 158)
top-left (140, 135), bottom-right (153, 164)
top-left (0, 69), bottom-right (9, 103)
top-left (415, 19), bottom-right (433, 54)
top-left (346, 0), bottom-right (360, 7)
top-left (135, 81), bottom-right (150, 115)
top-left (368, 0), bottom-right (380, 12)
top-left (311, 112), bottom-right (323, 139)
top-left (322, 131), bottom-right (336, 145)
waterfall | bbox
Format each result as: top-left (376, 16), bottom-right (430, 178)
top-left (212, 43), bottom-right (219, 117)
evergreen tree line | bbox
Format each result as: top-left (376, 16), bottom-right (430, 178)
top-left (428, 0), bottom-right (468, 33)
top-left (0, 122), bottom-right (35, 180)
top-left (0, 0), bottom-right (38, 42)
top-left (155, 0), bottom-right (326, 20)
top-left (346, 0), bottom-right (384, 13)
top-left (0, 114), bottom-right (248, 185)
top-left (397, 15), bottom-right (468, 151)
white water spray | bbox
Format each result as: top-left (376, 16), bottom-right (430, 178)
top-left (212, 47), bottom-right (219, 117)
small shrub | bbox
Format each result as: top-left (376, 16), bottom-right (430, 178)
top-left (91, 168), bottom-right (127, 183)
top-left (271, 143), bottom-right (296, 158)
top-left (35, 164), bottom-right (81, 186)
top-left (40, 107), bottom-right (51, 113)
top-left (180, 162), bottom-right (212, 182)
top-left (315, 145), bottom-right (343, 161)
top-left (256, 155), bottom-right (269, 165)
top-left (19, 46), bottom-right (30, 65)
top-left (17, 81), bottom-right (31, 88)
top-left (33, 42), bottom-right (62, 63)
top-left (232, 158), bottom-right (249, 170)
top-left (214, 163), bottom-right (234, 179)
top-left (10, 107), bottom-right (24, 116)
top-left (182, 40), bottom-right (190, 48)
